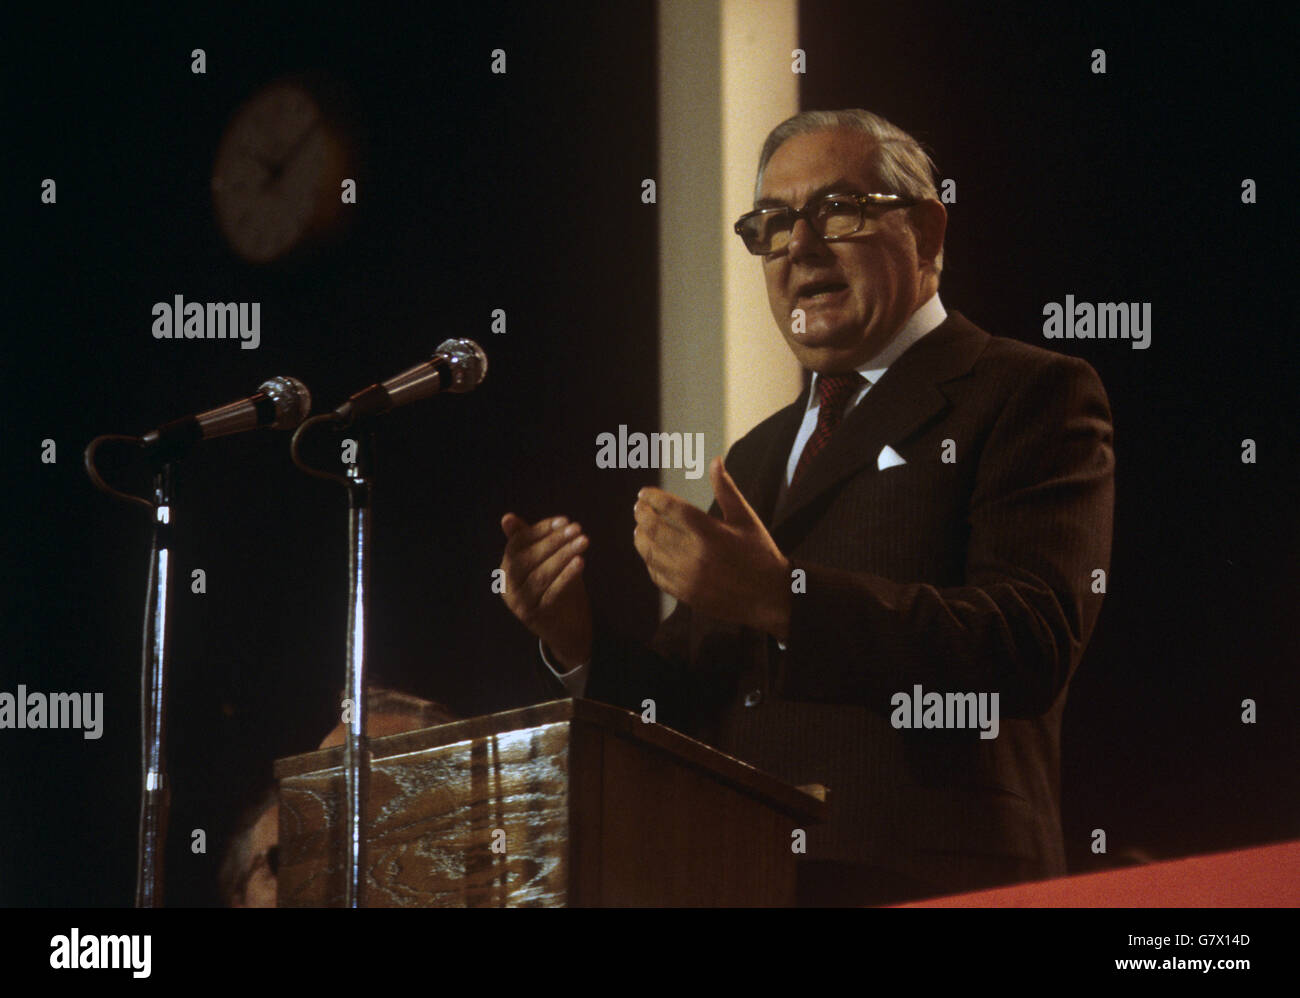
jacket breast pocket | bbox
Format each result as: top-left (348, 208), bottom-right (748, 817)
top-left (803, 465), bottom-right (972, 581)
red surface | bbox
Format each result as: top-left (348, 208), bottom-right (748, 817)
top-left (899, 840), bottom-right (1300, 907)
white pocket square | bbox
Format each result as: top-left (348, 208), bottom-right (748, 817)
top-left (877, 445), bottom-right (906, 470)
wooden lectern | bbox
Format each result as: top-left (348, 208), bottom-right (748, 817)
top-left (274, 698), bottom-right (826, 906)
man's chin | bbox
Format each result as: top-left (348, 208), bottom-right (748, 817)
top-left (784, 331), bottom-right (862, 373)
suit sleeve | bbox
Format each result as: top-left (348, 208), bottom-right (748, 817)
top-left (776, 355), bottom-right (1115, 717)
top-left (583, 600), bottom-right (748, 735)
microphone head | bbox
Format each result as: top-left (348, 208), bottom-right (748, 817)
top-left (259, 375), bottom-right (313, 429)
top-left (434, 339), bottom-right (488, 393)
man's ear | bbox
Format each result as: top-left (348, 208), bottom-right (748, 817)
top-left (909, 199), bottom-right (947, 270)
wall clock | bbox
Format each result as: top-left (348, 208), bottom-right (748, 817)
top-left (211, 79), bottom-right (353, 264)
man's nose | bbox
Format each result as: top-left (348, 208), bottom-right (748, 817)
top-left (787, 216), bottom-right (830, 261)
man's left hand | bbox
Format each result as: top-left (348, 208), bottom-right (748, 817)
top-left (633, 457), bottom-right (792, 641)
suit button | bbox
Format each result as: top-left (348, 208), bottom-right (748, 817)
top-left (743, 689), bottom-right (763, 708)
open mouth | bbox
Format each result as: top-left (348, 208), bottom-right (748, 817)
top-left (795, 281), bottom-right (848, 303)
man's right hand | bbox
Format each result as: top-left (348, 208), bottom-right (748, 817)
top-left (499, 513), bottom-right (593, 670)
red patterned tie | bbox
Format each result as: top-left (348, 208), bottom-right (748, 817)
top-left (792, 372), bottom-right (865, 486)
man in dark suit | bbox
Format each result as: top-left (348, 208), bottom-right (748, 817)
top-left (499, 109), bottom-right (1114, 905)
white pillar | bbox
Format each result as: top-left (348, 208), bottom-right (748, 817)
top-left (657, 0), bottom-right (801, 615)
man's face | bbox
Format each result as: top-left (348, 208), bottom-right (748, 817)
top-left (234, 804), bottom-right (278, 908)
top-left (757, 128), bottom-right (936, 373)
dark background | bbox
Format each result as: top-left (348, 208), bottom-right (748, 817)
top-left (4, 2), bottom-right (1295, 906)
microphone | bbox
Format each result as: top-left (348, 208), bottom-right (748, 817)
top-left (334, 339), bottom-right (488, 424)
top-left (141, 375), bottom-right (313, 460)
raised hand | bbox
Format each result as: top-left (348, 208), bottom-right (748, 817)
top-left (498, 513), bottom-right (594, 669)
top-left (633, 457), bottom-right (792, 640)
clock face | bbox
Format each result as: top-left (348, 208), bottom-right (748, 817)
top-left (211, 82), bottom-right (346, 263)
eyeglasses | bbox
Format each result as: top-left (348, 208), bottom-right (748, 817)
top-left (734, 192), bottom-right (919, 255)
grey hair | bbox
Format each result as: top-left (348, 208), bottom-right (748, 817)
top-left (755, 109), bottom-right (944, 271)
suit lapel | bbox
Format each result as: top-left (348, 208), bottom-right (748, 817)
top-left (714, 389), bottom-right (807, 529)
top-left (746, 391), bottom-right (808, 524)
top-left (772, 312), bottom-right (989, 531)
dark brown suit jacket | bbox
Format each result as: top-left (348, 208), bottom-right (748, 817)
top-left (583, 311), bottom-right (1115, 901)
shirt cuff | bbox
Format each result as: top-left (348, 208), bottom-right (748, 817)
top-left (539, 639), bottom-right (590, 698)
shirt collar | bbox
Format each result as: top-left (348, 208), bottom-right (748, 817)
top-left (808, 293), bottom-right (947, 402)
